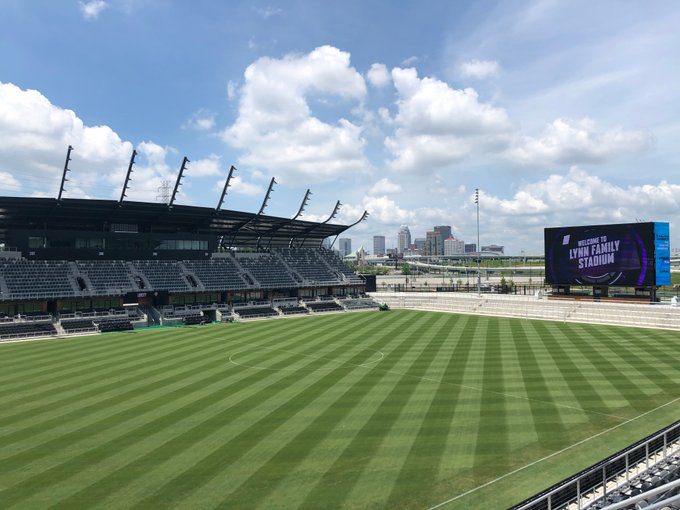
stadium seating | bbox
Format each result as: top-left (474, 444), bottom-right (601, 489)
top-left (316, 249), bottom-right (365, 284)
top-left (274, 248), bottom-right (340, 285)
top-left (183, 258), bottom-right (249, 291)
top-left (0, 247), bottom-right (363, 300)
top-left (61, 319), bottom-right (97, 333)
top-left (182, 314), bottom-right (206, 325)
top-left (132, 260), bottom-right (192, 292)
top-left (94, 317), bottom-right (134, 332)
top-left (305, 300), bottom-right (344, 312)
top-left (76, 260), bottom-right (137, 294)
top-left (341, 297), bottom-right (379, 310)
top-left (235, 253), bottom-right (298, 288)
top-left (278, 305), bottom-right (309, 315)
top-left (0, 321), bottom-right (57, 340)
top-left (235, 306), bottom-right (278, 319)
top-left (0, 260), bottom-right (76, 299)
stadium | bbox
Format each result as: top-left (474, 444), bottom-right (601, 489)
top-left (0, 149), bottom-right (677, 510)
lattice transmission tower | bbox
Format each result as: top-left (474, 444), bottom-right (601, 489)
top-left (156, 180), bottom-right (171, 204)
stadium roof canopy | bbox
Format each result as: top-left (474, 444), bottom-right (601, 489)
top-left (0, 196), bottom-right (360, 247)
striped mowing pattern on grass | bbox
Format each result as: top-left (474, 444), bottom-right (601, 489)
top-left (0, 310), bottom-right (679, 509)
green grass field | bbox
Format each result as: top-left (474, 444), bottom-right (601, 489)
top-left (1, 310), bottom-right (679, 509)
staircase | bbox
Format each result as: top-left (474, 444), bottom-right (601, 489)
top-left (127, 262), bottom-right (152, 291)
top-left (177, 262), bottom-right (205, 291)
top-left (271, 251), bottom-right (305, 284)
top-left (53, 320), bottom-right (66, 336)
top-left (230, 256), bottom-right (261, 287)
top-left (143, 305), bottom-right (162, 326)
top-left (317, 254), bottom-right (344, 281)
top-left (0, 274), bottom-right (9, 297)
top-left (68, 262), bottom-right (95, 294)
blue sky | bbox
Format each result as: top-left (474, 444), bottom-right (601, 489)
top-left (1, 0), bottom-right (679, 253)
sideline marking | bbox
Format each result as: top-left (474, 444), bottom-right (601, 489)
top-left (426, 395), bottom-right (680, 510)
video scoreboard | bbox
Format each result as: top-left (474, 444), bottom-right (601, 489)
top-left (544, 222), bottom-right (670, 287)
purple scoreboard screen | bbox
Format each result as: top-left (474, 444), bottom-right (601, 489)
top-left (544, 222), bottom-right (670, 287)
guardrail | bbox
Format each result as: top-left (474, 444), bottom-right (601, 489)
top-left (511, 420), bottom-right (680, 510)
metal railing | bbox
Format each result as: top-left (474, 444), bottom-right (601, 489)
top-left (511, 420), bottom-right (680, 510)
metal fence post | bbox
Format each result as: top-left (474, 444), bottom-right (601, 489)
top-left (646, 443), bottom-right (649, 469)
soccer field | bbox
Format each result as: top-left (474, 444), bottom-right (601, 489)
top-left (1, 310), bottom-right (679, 509)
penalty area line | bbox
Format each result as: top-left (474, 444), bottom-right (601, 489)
top-left (426, 395), bottom-right (680, 510)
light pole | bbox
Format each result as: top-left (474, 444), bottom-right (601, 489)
top-left (475, 188), bottom-right (481, 295)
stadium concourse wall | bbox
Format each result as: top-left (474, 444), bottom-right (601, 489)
top-left (369, 291), bottom-right (680, 330)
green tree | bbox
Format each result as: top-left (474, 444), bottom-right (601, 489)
top-left (500, 276), bottom-right (508, 294)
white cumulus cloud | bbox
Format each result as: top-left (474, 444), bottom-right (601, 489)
top-left (385, 67), bottom-right (512, 172)
top-left (187, 154), bottom-right (223, 177)
top-left (0, 171), bottom-right (21, 191)
top-left (221, 45), bottom-right (370, 183)
top-left (458, 59), bottom-right (500, 79)
top-left (473, 167), bottom-right (679, 251)
top-left (214, 174), bottom-right (263, 197)
top-left (254, 6), bottom-right (282, 18)
top-left (368, 177), bottom-right (402, 195)
top-left (505, 117), bottom-right (652, 166)
top-left (367, 63), bottom-right (391, 88)
top-left (227, 80), bottom-right (238, 101)
top-left (182, 109), bottom-right (216, 131)
top-left (79, 0), bottom-right (108, 20)
top-left (0, 81), bottom-right (214, 204)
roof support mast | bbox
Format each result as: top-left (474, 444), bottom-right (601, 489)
top-left (253, 177), bottom-right (276, 250)
top-left (57, 145), bottom-right (73, 203)
top-left (216, 165), bottom-right (236, 211)
top-left (330, 210), bottom-right (369, 249)
top-left (169, 156), bottom-right (189, 207)
top-left (227, 177), bottom-right (276, 249)
top-left (295, 189), bottom-right (312, 218)
top-left (118, 149), bottom-right (137, 204)
top-left (264, 188), bottom-right (312, 250)
top-left (258, 177), bottom-right (276, 215)
top-left (294, 200), bottom-right (341, 248)
top-left (216, 165), bottom-right (236, 250)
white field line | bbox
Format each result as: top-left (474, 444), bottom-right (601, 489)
top-left (231, 343), bottom-right (625, 421)
top-left (426, 395), bottom-right (680, 510)
top-left (358, 350), bottom-right (384, 367)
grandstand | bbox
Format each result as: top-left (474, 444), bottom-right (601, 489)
top-left (0, 191), bottom-right (372, 340)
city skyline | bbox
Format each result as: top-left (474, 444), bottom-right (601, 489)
top-left (332, 222), bottom-right (504, 257)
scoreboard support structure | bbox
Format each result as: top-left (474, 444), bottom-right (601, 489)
top-left (551, 284), bottom-right (658, 302)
